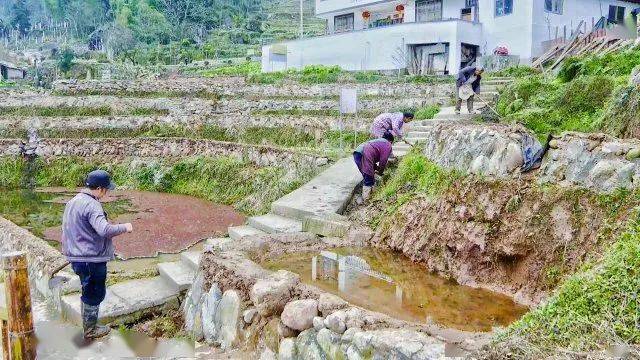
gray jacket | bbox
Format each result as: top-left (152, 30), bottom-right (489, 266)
top-left (61, 189), bottom-right (127, 263)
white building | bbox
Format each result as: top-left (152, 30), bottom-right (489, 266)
top-left (262, 0), bottom-right (640, 74)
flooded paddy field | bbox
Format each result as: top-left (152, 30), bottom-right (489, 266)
top-left (260, 247), bottom-right (528, 333)
top-left (0, 188), bottom-right (245, 259)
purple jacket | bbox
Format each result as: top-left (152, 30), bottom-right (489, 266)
top-left (354, 138), bottom-right (393, 177)
top-left (371, 112), bottom-right (405, 139)
top-left (456, 66), bottom-right (482, 94)
top-left (61, 189), bottom-right (127, 263)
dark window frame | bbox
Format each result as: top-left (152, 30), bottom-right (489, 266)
top-left (544, 0), bottom-right (563, 15)
top-left (334, 13), bottom-right (355, 33)
top-left (415, 0), bottom-right (444, 22)
top-left (608, 5), bottom-right (625, 24)
top-left (495, 0), bottom-right (513, 17)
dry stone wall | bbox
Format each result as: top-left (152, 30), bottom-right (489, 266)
top-left (53, 78), bottom-right (455, 98)
top-left (0, 138), bottom-right (329, 170)
top-left (539, 132), bottom-right (640, 192)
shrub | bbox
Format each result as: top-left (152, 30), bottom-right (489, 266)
top-left (354, 71), bottom-right (382, 83)
top-left (200, 61), bottom-right (260, 77)
top-left (299, 65), bottom-right (342, 84)
top-left (558, 49), bottom-right (640, 82)
top-left (414, 105), bottom-right (440, 120)
top-left (556, 75), bottom-right (616, 114)
top-left (491, 65), bottom-right (540, 78)
top-left (598, 84), bottom-right (640, 138)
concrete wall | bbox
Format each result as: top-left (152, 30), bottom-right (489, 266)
top-left (262, 19), bottom-right (482, 73)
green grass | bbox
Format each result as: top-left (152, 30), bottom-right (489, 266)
top-left (414, 105), bottom-right (440, 120)
top-left (0, 106), bottom-right (168, 117)
top-left (0, 80), bottom-right (16, 88)
top-left (558, 48), bottom-right (640, 82)
top-left (490, 65), bottom-right (540, 78)
top-left (53, 89), bottom-right (220, 100)
top-left (0, 156), bottom-right (319, 216)
top-left (369, 150), bottom-right (460, 228)
top-left (200, 61), bottom-right (261, 77)
top-left (497, 213), bottom-right (640, 353)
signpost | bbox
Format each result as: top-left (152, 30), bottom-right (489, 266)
top-left (340, 88), bottom-right (359, 149)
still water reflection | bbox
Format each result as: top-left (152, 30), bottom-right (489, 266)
top-left (261, 248), bottom-right (528, 332)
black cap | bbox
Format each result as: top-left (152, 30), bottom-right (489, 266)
top-left (85, 170), bottom-right (116, 190)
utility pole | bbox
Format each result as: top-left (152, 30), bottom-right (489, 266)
top-left (299, 0), bottom-right (304, 39)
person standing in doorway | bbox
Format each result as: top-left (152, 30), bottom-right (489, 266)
top-left (455, 65), bottom-right (484, 115)
top-left (61, 170), bottom-right (133, 339)
top-left (370, 112), bottom-right (414, 141)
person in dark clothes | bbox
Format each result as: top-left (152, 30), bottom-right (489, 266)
top-left (61, 170), bottom-right (133, 339)
top-left (455, 65), bottom-right (484, 114)
top-left (353, 132), bottom-right (395, 202)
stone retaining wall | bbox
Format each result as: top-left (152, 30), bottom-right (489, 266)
top-left (0, 138), bottom-right (329, 170)
top-left (539, 132), bottom-right (640, 193)
top-left (53, 78), bottom-right (455, 98)
top-left (417, 123), bottom-right (640, 193)
top-left (418, 122), bottom-right (525, 178)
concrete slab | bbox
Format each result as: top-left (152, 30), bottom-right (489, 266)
top-left (302, 216), bottom-right (351, 237)
top-left (180, 251), bottom-right (201, 271)
top-left (205, 237), bottom-right (234, 251)
top-left (61, 276), bottom-right (178, 325)
top-left (228, 225), bottom-right (265, 240)
top-left (271, 157), bottom-right (362, 220)
top-left (158, 261), bottom-right (196, 291)
top-left (248, 213), bottom-right (303, 233)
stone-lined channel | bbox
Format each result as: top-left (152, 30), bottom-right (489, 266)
top-left (259, 247), bottom-right (528, 333)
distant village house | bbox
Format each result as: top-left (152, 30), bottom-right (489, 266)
top-left (262, 0), bottom-right (640, 74)
top-left (0, 61), bottom-right (26, 81)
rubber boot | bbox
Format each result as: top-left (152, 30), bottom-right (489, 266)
top-left (362, 186), bottom-right (373, 201)
top-left (82, 302), bottom-right (111, 339)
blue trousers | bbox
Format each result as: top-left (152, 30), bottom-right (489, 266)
top-left (353, 152), bottom-right (375, 187)
top-left (71, 262), bottom-right (107, 306)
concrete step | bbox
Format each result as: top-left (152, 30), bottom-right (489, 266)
top-left (272, 157), bottom-right (361, 221)
top-left (205, 237), bottom-right (233, 251)
top-left (158, 261), bottom-right (196, 291)
top-left (61, 277), bottom-right (179, 325)
top-left (484, 79), bottom-right (513, 85)
top-left (394, 149), bottom-right (409, 157)
top-left (248, 213), bottom-right (303, 234)
top-left (228, 225), bottom-right (266, 240)
top-left (180, 251), bottom-right (201, 271)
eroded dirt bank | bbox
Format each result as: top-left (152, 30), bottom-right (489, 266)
top-left (350, 176), bottom-right (638, 306)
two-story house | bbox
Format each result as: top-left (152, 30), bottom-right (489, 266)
top-left (261, 0), bottom-right (639, 74)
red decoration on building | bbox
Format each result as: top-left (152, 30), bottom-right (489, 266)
top-left (362, 11), bottom-right (371, 19)
top-left (396, 4), bottom-right (405, 12)
top-left (494, 46), bottom-right (509, 56)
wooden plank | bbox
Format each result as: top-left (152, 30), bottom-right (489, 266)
top-left (2, 320), bottom-right (9, 360)
top-left (532, 44), bottom-right (562, 68)
top-left (548, 37), bottom-right (582, 70)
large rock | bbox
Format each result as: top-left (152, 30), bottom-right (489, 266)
top-left (182, 273), bottom-right (205, 340)
top-left (278, 338), bottom-right (297, 360)
top-left (201, 284), bottom-right (223, 343)
top-left (215, 290), bottom-right (242, 350)
top-left (294, 329), bottom-right (324, 360)
top-left (324, 311), bottom-right (347, 334)
top-left (250, 270), bottom-right (299, 317)
top-left (317, 293), bottom-right (348, 317)
top-left (316, 328), bottom-right (343, 359)
top-left (351, 329), bottom-right (445, 359)
top-left (281, 299), bottom-right (318, 331)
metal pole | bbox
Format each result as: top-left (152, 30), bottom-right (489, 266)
top-left (2, 252), bottom-right (36, 360)
top-left (299, 0), bottom-right (304, 39)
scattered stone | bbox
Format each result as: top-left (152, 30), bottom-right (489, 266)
top-left (259, 348), bottom-right (277, 360)
top-left (295, 329), bottom-right (324, 360)
top-left (626, 148), bottom-right (640, 161)
top-left (324, 311), bottom-right (347, 334)
top-left (316, 328), bottom-right (343, 358)
top-left (281, 299), bottom-right (319, 331)
top-left (318, 293), bottom-right (348, 317)
top-left (250, 270), bottom-right (299, 317)
top-left (548, 139), bottom-right (559, 149)
top-left (182, 272), bottom-right (205, 341)
top-left (278, 320), bottom-right (299, 338)
top-left (312, 316), bottom-right (325, 331)
top-left (243, 308), bottom-right (258, 324)
top-left (278, 338), bottom-right (297, 360)
top-left (342, 327), bottom-right (360, 343)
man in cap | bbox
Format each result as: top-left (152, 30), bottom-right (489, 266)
top-left (455, 65), bottom-right (484, 115)
top-left (61, 170), bottom-right (133, 339)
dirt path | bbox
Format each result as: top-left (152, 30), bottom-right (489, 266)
top-left (45, 190), bottom-right (245, 259)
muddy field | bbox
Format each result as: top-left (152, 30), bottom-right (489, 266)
top-left (1, 188), bottom-right (245, 259)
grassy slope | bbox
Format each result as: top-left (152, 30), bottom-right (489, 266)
top-left (496, 48), bottom-right (640, 140)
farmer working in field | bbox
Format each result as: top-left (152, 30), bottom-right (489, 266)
top-left (455, 65), bottom-right (484, 115)
top-left (61, 170), bottom-right (133, 339)
top-left (353, 133), bottom-right (395, 203)
top-left (370, 112), bottom-right (414, 141)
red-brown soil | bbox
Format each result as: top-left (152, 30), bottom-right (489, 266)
top-left (45, 190), bottom-right (245, 259)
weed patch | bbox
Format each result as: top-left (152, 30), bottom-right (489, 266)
top-left (0, 106), bottom-right (168, 117)
top-left (414, 105), bottom-right (440, 120)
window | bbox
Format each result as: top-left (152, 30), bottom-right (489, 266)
top-left (608, 5), bottom-right (625, 24)
top-left (495, 0), bottom-right (513, 16)
top-left (416, 0), bottom-right (443, 22)
top-left (545, 0), bottom-right (563, 14)
top-left (334, 13), bottom-right (354, 33)
top-left (465, 0), bottom-right (477, 7)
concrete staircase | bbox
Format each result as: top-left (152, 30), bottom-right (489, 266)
top-left (60, 157), bottom-right (362, 325)
top-left (61, 250), bottom-right (202, 325)
top-left (394, 77), bottom-right (513, 157)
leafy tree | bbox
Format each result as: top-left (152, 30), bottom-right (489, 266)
top-left (11, 0), bottom-right (31, 35)
top-left (57, 48), bottom-right (75, 73)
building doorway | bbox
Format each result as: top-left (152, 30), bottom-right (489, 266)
top-left (409, 43), bottom-right (449, 75)
top-left (460, 43), bottom-right (479, 69)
